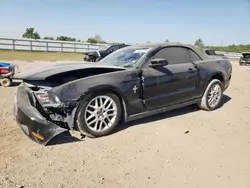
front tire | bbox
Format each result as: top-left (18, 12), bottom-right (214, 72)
top-left (76, 93), bottom-right (121, 137)
top-left (198, 79), bottom-right (223, 111)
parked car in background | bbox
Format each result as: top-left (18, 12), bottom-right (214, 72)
top-left (204, 49), bottom-right (228, 60)
top-left (14, 43), bottom-right (232, 145)
top-left (83, 43), bottom-right (129, 62)
top-left (239, 52), bottom-right (250, 66)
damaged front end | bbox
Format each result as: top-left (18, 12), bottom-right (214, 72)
top-left (13, 81), bottom-right (78, 145)
top-left (13, 62), bottom-right (128, 145)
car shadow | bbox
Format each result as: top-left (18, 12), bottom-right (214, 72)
top-left (219, 94), bottom-right (231, 107)
top-left (46, 132), bottom-right (82, 146)
top-left (10, 81), bottom-right (22, 87)
top-left (115, 94), bottom-right (232, 133)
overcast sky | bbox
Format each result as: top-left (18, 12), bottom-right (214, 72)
top-left (0, 0), bottom-right (250, 45)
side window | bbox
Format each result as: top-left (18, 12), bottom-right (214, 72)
top-left (153, 47), bottom-right (190, 64)
top-left (189, 49), bottom-right (202, 62)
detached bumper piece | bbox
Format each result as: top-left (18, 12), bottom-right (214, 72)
top-left (14, 83), bottom-right (68, 145)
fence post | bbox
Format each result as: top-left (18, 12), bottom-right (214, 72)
top-left (87, 44), bottom-right (89, 52)
top-left (46, 42), bottom-right (48, 52)
top-left (61, 43), bottom-right (63, 52)
top-left (12, 39), bottom-right (15, 51)
top-left (74, 44), bottom-right (76, 52)
top-left (30, 41), bottom-right (33, 52)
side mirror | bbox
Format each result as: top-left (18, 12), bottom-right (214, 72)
top-left (149, 58), bottom-right (168, 67)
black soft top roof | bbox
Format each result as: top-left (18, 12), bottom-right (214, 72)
top-left (124, 42), bottom-right (212, 60)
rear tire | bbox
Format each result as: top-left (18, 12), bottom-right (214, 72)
top-left (1, 78), bottom-right (12, 87)
top-left (198, 79), bottom-right (223, 111)
top-left (76, 93), bottom-right (121, 138)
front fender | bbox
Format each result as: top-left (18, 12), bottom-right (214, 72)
top-left (51, 71), bottom-right (133, 101)
top-left (51, 69), bottom-right (144, 116)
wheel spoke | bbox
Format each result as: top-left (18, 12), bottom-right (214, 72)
top-left (212, 98), bottom-right (216, 106)
top-left (94, 120), bottom-right (99, 130)
top-left (103, 120), bottom-right (109, 128)
top-left (106, 100), bottom-right (113, 109)
top-left (88, 117), bottom-right (98, 126)
top-left (105, 116), bottom-right (112, 125)
top-left (208, 97), bottom-right (213, 105)
top-left (86, 113), bottom-right (96, 121)
top-left (106, 108), bottom-right (116, 112)
top-left (103, 98), bottom-right (109, 107)
top-left (86, 109), bottom-right (94, 114)
top-left (107, 112), bottom-right (116, 117)
top-left (94, 98), bottom-right (99, 108)
top-left (98, 120), bottom-right (103, 131)
top-left (99, 97), bottom-right (103, 107)
top-left (89, 104), bottom-right (97, 109)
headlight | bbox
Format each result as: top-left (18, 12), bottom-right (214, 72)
top-left (34, 91), bottom-right (61, 106)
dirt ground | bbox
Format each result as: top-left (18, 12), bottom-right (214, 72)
top-left (0, 60), bottom-right (249, 188)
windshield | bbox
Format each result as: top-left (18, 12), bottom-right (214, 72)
top-left (98, 47), bottom-right (150, 68)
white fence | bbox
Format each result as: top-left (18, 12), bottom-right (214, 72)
top-left (0, 37), bottom-right (108, 53)
top-left (0, 37), bottom-right (243, 59)
top-left (215, 51), bottom-right (242, 59)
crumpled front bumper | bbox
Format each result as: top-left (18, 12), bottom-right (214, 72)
top-left (13, 83), bottom-right (68, 145)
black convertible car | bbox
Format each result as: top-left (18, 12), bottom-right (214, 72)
top-left (14, 43), bottom-right (232, 145)
top-left (83, 43), bottom-right (129, 62)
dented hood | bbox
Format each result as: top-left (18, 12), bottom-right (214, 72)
top-left (14, 61), bottom-right (126, 80)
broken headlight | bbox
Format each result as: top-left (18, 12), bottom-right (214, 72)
top-left (34, 91), bottom-right (61, 106)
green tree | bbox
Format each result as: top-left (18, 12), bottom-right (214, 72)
top-left (93, 34), bottom-right (103, 42)
top-left (194, 38), bottom-right (205, 48)
top-left (43, 37), bottom-right (54, 40)
top-left (206, 44), bottom-right (250, 53)
top-left (56, 36), bottom-right (76, 42)
top-left (87, 38), bottom-right (98, 43)
top-left (87, 34), bottom-right (106, 44)
top-left (22, 28), bottom-right (41, 39)
top-left (165, 39), bottom-right (170, 43)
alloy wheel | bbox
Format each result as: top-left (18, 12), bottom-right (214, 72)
top-left (84, 96), bottom-right (118, 132)
top-left (207, 83), bottom-right (222, 108)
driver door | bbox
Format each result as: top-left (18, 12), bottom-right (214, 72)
top-left (142, 46), bottom-right (199, 110)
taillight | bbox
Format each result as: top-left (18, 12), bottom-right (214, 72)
top-left (0, 68), bottom-right (10, 74)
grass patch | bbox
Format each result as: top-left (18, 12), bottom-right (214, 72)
top-left (0, 50), bottom-right (83, 61)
